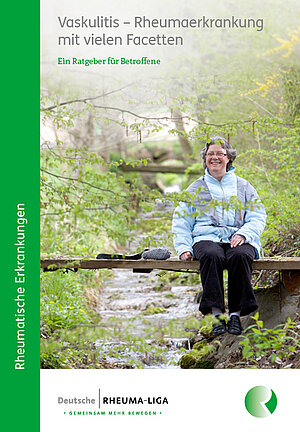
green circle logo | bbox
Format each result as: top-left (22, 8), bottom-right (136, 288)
top-left (245, 386), bottom-right (277, 418)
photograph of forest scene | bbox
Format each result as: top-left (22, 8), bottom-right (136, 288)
top-left (40, 0), bottom-right (300, 369)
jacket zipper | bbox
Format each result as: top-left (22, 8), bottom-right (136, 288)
top-left (219, 180), bottom-right (227, 223)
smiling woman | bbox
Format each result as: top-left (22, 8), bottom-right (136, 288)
top-left (172, 136), bottom-right (267, 336)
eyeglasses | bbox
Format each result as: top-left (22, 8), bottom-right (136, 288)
top-left (206, 152), bottom-right (227, 157)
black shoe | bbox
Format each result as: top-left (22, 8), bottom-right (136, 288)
top-left (227, 315), bottom-right (243, 335)
top-left (212, 318), bottom-right (227, 336)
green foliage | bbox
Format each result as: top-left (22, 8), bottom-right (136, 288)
top-left (41, 345), bottom-right (97, 369)
top-left (282, 67), bottom-right (300, 120)
top-left (40, 147), bottom-right (148, 255)
top-left (239, 313), bottom-right (300, 364)
top-left (40, 271), bottom-right (94, 335)
top-left (236, 121), bottom-right (300, 247)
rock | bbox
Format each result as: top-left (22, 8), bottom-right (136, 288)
top-left (179, 340), bottom-right (220, 369)
top-left (179, 349), bottom-right (216, 369)
top-left (179, 351), bottom-right (199, 369)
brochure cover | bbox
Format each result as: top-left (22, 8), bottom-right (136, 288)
top-left (3, 1), bottom-right (300, 431)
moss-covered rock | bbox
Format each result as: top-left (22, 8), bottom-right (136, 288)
top-left (179, 340), bottom-right (221, 369)
top-left (179, 349), bottom-right (217, 369)
top-left (179, 350), bottom-right (200, 368)
top-left (193, 340), bottom-right (207, 351)
top-left (152, 283), bottom-right (170, 292)
top-left (164, 293), bottom-right (177, 299)
top-left (142, 306), bottom-right (166, 315)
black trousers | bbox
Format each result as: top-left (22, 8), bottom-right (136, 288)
top-left (193, 240), bottom-right (258, 317)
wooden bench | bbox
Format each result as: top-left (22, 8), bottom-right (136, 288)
top-left (41, 257), bottom-right (300, 295)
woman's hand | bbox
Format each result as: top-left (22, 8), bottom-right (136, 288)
top-left (180, 251), bottom-right (193, 261)
top-left (230, 234), bottom-right (246, 248)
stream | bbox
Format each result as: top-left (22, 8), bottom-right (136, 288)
top-left (95, 268), bottom-right (200, 368)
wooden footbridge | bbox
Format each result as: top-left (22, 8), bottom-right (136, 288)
top-left (41, 257), bottom-right (300, 295)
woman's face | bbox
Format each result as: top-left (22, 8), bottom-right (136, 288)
top-left (205, 143), bottom-right (229, 180)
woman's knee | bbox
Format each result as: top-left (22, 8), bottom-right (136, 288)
top-left (227, 244), bottom-right (255, 262)
top-left (193, 241), bottom-right (225, 261)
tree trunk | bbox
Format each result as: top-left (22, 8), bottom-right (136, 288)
top-left (173, 109), bottom-right (193, 160)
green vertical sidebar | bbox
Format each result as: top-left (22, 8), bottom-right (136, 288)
top-left (0, 2), bottom-right (40, 431)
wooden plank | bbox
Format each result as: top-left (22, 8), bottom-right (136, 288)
top-left (41, 257), bottom-right (300, 271)
top-left (252, 257), bottom-right (300, 270)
